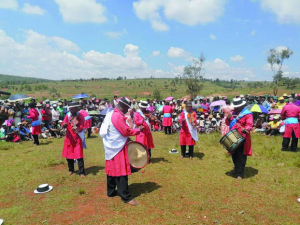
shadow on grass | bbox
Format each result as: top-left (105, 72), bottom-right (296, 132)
top-left (225, 167), bottom-right (258, 179)
top-left (85, 166), bottom-right (104, 175)
top-left (39, 141), bottom-right (52, 145)
top-left (194, 152), bottom-right (205, 160)
top-left (86, 136), bottom-right (98, 139)
top-left (129, 182), bottom-right (162, 198)
top-left (151, 157), bottom-right (170, 163)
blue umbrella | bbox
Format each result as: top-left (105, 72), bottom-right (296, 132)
top-left (8, 94), bottom-right (31, 102)
top-left (73, 94), bottom-right (89, 99)
top-left (101, 108), bottom-right (109, 115)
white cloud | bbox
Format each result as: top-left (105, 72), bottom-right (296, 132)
top-left (167, 47), bottom-right (192, 61)
top-left (250, 30), bottom-right (256, 35)
top-left (55, 0), bottom-right (107, 23)
top-left (133, 0), bottom-right (226, 31)
top-left (262, 63), bottom-right (289, 71)
top-left (255, 0), bottom-right (300, 24)
top-left (104, 29), bottom-right (127, 39)
top-left (276, 46), bottom-right (288, 52)
top-left (230, 55), bottom-right (244, 62)
top-left (0, 0), bottom-right (18, 10)
top-left (204, 58), bottom-right (256, 80)
top-left (152, 51), bottom-right (160, 56)
top-left (210, 33), bottom-right (217, 40)
top-left (22, 3), bottom-right (45, 15)
top-left (0, 29), bottom-right (182, 80)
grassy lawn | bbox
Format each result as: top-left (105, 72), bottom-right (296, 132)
top-left (1, 132), bottom-right (300, 224)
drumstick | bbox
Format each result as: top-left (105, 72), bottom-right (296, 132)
top-left (236, 123), bottom-right (249, 134)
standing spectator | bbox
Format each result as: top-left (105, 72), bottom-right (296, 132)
top-left (41, 104), bottom-right (51, 129)
top-left (162, 101), bottom-right (173, 135)
top-left (27, 103), bottom-right (42, 145)
top-left (51, 103), bottom-right (60, 124)
top-left (57, 102), bottom-right (65, 121)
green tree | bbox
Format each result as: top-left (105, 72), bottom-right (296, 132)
top-left (153, 88), bottom-right (162, 100)
top-left (267, 47), bottom-right (293, 95)
top-left (182, 53), bottom-right (205, 99)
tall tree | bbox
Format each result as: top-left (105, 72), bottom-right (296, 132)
top-left (267, 47), bottom-right (293, 95)
top-left (182, 53), bottom-right (205, 99)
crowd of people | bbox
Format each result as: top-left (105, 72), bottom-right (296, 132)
top-left (1, 93), bottom-right (300, 143)
top-left (1, 92), bottom-right (300, 205)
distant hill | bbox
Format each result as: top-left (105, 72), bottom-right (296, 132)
top-left (0, 74), bottom-right (52, 86)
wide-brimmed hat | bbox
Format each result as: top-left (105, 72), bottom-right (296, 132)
top-left (139, 101), bottom-right (149, 109)
top-left (68, 102), bottom-right (80, 108)
top-left (259, 114), bottom-right (265, 118)
top-left (273, 115), bottom-right (280, 120)
top-left (169, 149), bottom-right (178, 154)
top-left (278, 97), bottom-right (284, 101)
top-left (119, 97), bottom-right (132, 108)
top-left (0, 219), bottom-right (3, 225)
top-left (283, 93), bottom-right (288, 97)
top-left (34, 184), bottom-right (53, 194)
top-left (231, 97), bottom-right (246, 108)
top-left (52, 103), bottom-right (57, 108)
top-left (58, 102), bottom-right (63, 106)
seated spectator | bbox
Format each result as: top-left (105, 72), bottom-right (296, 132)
top-left (49, 121), bottom-right (61, 138)
top-left (16, 122), bottom-right (32, 141)
top-left (254, 115), bottom-right (268, 133)
top-left (265, 116), bottom-right (281, 136)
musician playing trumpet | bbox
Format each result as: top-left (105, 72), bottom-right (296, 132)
top-left (179, 102), bottom-right (198, 159)
top-left (226, 98), bottom-right (253, 180)
top-left (61, 102), bottom-right (86, 177)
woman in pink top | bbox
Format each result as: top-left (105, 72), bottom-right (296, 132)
top-left (221, 99), bottom-right (234, 136)
top-left (27, 103), bottom-right (42, 145)
top-left (162, 101), bottom-right (173, 135)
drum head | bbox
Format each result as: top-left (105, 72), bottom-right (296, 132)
top-left (127, 142), bottom-right (148, 169)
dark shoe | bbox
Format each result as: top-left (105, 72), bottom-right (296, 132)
top-left (281, 148), bottom-right (288, 151)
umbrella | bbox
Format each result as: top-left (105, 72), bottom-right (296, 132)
top-left (101, 108), bottom-right (109, 115)
top-left (269, 109), bottom-right (282, 115)
top-left (165, 96), bottom-right (173, 101)
top-left (210, 100), bottom-right (226, 107)
top-left (73, 94), bottom-right (89, 99)
top-left (246, 104), bottom-right (268, 113)
top-left (88, 110), bottom-right (101, 116)
top-left (8, 94), bottom-right (31, 102)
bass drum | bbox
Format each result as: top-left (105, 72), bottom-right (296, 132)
top-left (127, 141), bottom-right (149, 172)
top-left (219, 129), bottom-right (245, 153)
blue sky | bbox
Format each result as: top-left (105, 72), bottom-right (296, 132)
top-left (0, 0), bottom-right (299, 81)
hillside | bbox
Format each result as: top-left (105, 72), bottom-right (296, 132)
top-left (0, 74), bottom-right (52, 85)
top-left (1, 78), bottom-right (299, 100)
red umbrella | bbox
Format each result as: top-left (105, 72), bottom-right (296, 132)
top-left (268, 109), bottom-right (281, 115)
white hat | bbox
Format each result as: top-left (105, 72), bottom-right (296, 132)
top-left (139, 101), bottom-right (149, 108)
top-left (34, 184), bottom-right (53, 194)
top-left (0, 219), bottom-right (4, 225)
top-left (231, 97), bottom-right (246, 108)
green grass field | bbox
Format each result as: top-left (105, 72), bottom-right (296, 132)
top-left (1, 132), bottom-right (300, 224)
top-left (2, 78), bottom-right (299, 100)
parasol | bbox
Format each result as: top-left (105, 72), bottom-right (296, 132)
top-left (268, 109), bottom-right (282, 115)
top-left (8, 94), bottom-right (31, 102)
top-left (246, 104), bottom-right (268, 114)
top-left (73, 94), bottom-right (89, 99)
top-left (210, 100), bottom-right (226, 107)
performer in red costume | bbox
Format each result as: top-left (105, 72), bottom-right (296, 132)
top-left (179, 102), bottom-right (198, 159)
top-left (61, 102), bottom-right (86, 177)
top-left (134, 101), bottom-right (154, 161)
top-left (281, 98), bottom-right (300, 151)
top-left (100, 97), bottom-right (143, 206)
top-left (226, 98), bottom-right (253, 180)
top-left (27, 103), bottom-right (41, 145)
top-left (162, 101), bottom-right (173, 135)
top-left (79, 105), bottom-right (92, 138)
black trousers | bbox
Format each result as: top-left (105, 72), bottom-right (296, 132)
top-left (87, 128), bottom-right (92, 138)
top-left (107, 175), bottom-right (132, 203)
top-left (282, 130), bottom-right (298, 151)
top-left (164, 126), bottom-right (171, 134)
top-left (181, 145), bottom-right (194, 158)
top-left (231, 144), bottom-right (247, 177)
top-left (67, 158), bottom-right (85, 175)
top-left (32, 134), bottom-right (39, 145)
top-left (265, 129), bottom-right (279, 136)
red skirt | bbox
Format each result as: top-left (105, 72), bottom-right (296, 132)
top-left (180, 130), bottom-right (196, 146)
top-left (105, 146), bottom-right (131, 177)
top-left (31, 125), bottom-right (41, 135)
top-left (163, 117), bottom-right (172, 127)
top-left (84, 119), bottom-right (92, 129)
top-left (283, 123), bottom-right (300, 138)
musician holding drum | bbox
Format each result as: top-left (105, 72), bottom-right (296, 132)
top-left (100, 97), bottom-right (144, 206)
top-left (225, 98), bottom-right (253, 180)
